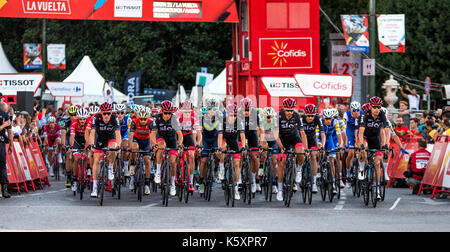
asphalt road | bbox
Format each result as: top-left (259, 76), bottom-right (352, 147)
top-left (0, 178), bottom-right (449, 232)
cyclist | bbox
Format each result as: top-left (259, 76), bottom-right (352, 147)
top-left (218, 104), bottom-right (246, 200)
top-left (319, 108), bottom-right (344, 194)
top-left (357, 96), bottom-right (390, 200)
top-left (275, 98), bottom-right (308, 201)
top-left (301, 104), bottom-right (325, 193)
top-left (69, 108), bottom-right (90, 192)
top-left (89, 102), bottom-right (122, 198)
top-left (260, 106), bottom-right (281, 194)
top-left (129, 108), bottom-right (153, 195)
top-left (115, 104), bottom-right (130, 179)
top-left (343, 101), bottom-right (363, 187)
top-left (237, 98), bottom-right (264, 193)
top-left (177, 100), bottom-right (200, 192)
top-left (332, 108), bottom-right (346, 188)
top-left (86, 105), bottom-right (100, 175)
top-left (198, 98), bottom-right (223, 195)
top-left (150, 100), bottom-right (183, 197)
top-left (43, 116), bottom-right (62, 177)
top-left (61, 105), bottom-right (78, 187)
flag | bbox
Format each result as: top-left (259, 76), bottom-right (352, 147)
top-left (377, 14), bottom-right (405, 53)
top-left (341, 15), bottom-right (370, 53)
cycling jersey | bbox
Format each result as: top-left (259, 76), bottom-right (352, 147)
top-left (278, 109), bottom-right (304, 149)
top-left (151, 113), bottom-right (181, 139)
top-left (176, 111), bottom-right (200, 136)
top-left (343, 110), bottom-right (362, 147)
top-left (200, 111), bottom-right (223, 157)
top-left (261, 117), bottom-right (278, 142)
top-left (220, 117), bottom-right (244, 152)
top-left (130, 117), bottom-right (152, 140)
top-left (320, 118), bottom-right (341, 152)
top-left (70, 119), bottom-right (87, 146)
top-left (358, 110), bottom-right (389, 149)
top-left (91, 114), bottom-right (120, 149)
top-left (44, 124), bottom-right (62, 146)
top-left (118, 115), bottom-right (129, 140)
top-left (238, 108), bottom-right (261, 132)
top-left (301, 114), bottom-right (323, 148)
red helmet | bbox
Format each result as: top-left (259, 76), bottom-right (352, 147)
top-left (240, 98), bottom-right (252, 110)
top-left (282, 98), bottom-right (296, 109)
top-left (226, 104), bottom-right (238, 114)
top-left (100, 102), bottom-right (113, 112)
top-left (369, 96), bottom-right (383, 106)
top-left (304, 104), bottom-right (316, 115)
top-left (181, 100), bottom-right (193, 110)
top-left (161, 100), bottom-right (175, 112)
top-left (362, 103), bottom-right (371, 112)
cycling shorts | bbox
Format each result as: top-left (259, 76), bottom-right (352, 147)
top-left (183, 133), bottom-right (195, 148)
top-left (306, 137), bottom-right (317, 150)
top-left (133, 137), bottom-right (151, 156)
top-left (223, 135), bottom-right (241, 159)
top-left (245, 130), bottom-right (259, 150)
top-left (94, 137), bottom-right (117, 154)
top-left (280, 134), bottom-right (303, 150)
top-left (72, 140), bottom-right (86, 157)
top-left (47, 136), bottom-right (61, 147)
top-left (201, 135), bottom-right (217, 158)
top-left (266, 140), bottom-right (279, 154)
top-left (325, 137), bottom-right (336, 157)
top-left (346, 133), bottom-right (356, 148)
top-left (156, 134), bottom-right (178, 153)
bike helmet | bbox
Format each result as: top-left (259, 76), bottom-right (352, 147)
top-left (226, 104), bottom-right (238, 114)
top-left (137, 109), bottom-right (150, 119)
top-left (68, 105), bottom-right (77, 115)
top-left (369, 96), bottom-right (383, 106)
top-left (181, 100), bottom-right (194, 110)
top-left (161, 100), bottom-right (175, 112)
top-left (362, 103), bottom-right (371, 113)
top-left (131, 104), bottom-right (139, 113)
top-left (304, 104), bottom-right (316, 115)
top-left (115, 104), bottom-right (126, 112)
top-left (206, 98), bottom-right (218, 109)
top-left (332, 108), bottom-right (339, 117)
top-left (240, 98), bottom-right (253, 110)
top-left (76, 108), bottom-right (89, 119)
top-left (263, 107), bottom-right (276, 118)
top-left (322, 109), bottom-right (334, 118)
top-left (48, 116), bottom-right (56, 123)
top-left (89, 106), bottom-right (100, 115)
top-left (151, 107), bottom-right (159, 115)
top-left (350, 101), bottom-right (361, 111)
top-left (282, 98), bottom-right (296, 109)
top-left (100, 102), bottom-right (113, 112)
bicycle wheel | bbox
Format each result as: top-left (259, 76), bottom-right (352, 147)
top-left (116, 158), bottom-right (122, 200)
top-left (363, 166), bottom-right (370, 206)
top-left (99, 163), bottom-right (106, 206)
top-left (301, 163), bottom-right (308, 204)
top-left (334, 160), bottom-right (341, 200)
top-left (370, 166), bottom-right (379, 208)
top-left (305, 162), bottom-right (313, 205)
top-left (163, 160), bottom-right (170, 207)
top-left (351, 160), bottom-right (358, 196)
top-left (78, 159), bottom-right (84, 200)
top-left (184, 161), bottom-right (190, 204)
top-left (285, 159), bottom-right (295, 207)
top-left (319, 166), bottom-right (327, 201)
top-left (137, 161), bottom-right (143, 202)
top-left (265, 160), bottom-right (273, 202)
top-left (327, 163), bottom-right (334, 203)
top-left (177, 163), bottom-right (183, 202)
top-left (380, 162), bottom-right (386, 202)
top-left (247, 165), bottom-right (252, 205)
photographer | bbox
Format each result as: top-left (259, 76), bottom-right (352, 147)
top-left (404, 139), bottom-right (431, 194)
top-left (0, 102), bottom-right (13, 198)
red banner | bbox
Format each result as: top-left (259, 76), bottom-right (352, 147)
top-left (421, 136), bottom-right (449, 187)
top-left (389, 140), bottom-right (419, 180)
top-left (259, 38), bottom-right (313, 70)
top-left (0, 0), bottom-right (238, 22)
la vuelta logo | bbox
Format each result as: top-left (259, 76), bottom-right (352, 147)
top-left (260, 38), bottom-right (312, 69)
top-left (22, 0), bottom-right (72, 14)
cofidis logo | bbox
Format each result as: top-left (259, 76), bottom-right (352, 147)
top-left (260, 38), bottom-right (312, 69)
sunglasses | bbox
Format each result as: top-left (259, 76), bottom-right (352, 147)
top-left (324, 117), bottom-right (332, 120)
top-left (79, 118), bottom-right (86, 121)
top-left (306, 115), bottom-right (315, 118)
top-left (118, 112), bottom-right (125, 115)
top-left (139, 118), bottom-right (148, 121)
top-left (372, 106), bottom-right (381, 109)
top-left (285, 110), bottom-right (294, 113)
top-left (266, 116), bottom-right (272, 119)
top-left (352, 109), bottom-right (360, 112)
top-left (163, 112), bottom-right (172, 115)
top-left (102, 112), bottom-right (111, 116)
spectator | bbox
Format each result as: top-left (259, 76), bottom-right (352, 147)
top-left (398, 101), bottom-right (411, 128)
top-left (394, 117), bottom-right (409, 142)
top-left (103, 80), bottom-right (114, 104)
top-left (400, 85), bottom-right (420, 111)
top-left (443, 120), bottom-right (450, 136)
top-left (404, 139), bottom-right (431, 194)
top-left (405, 118), bottom-right (424, 140)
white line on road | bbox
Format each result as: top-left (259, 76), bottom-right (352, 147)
top-left (390, 197), bottom-right (401, 210)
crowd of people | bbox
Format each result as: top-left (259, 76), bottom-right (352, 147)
top-left (0, 91), bottom-right (449, 202)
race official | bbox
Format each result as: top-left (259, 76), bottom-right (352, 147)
top-left (0, 102), bottom-right (13, 198)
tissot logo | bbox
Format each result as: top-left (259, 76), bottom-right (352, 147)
top-left (269, 82), bottom-right (299, 89)
top-left (22, 0), bottom-right (71, 15)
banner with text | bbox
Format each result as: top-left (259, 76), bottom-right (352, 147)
top-left (294, 73), bottom-right (353, 98)
top-left (123, 71), bottom-right (141, 105)
top-left (47, 43), bottom-right (66, 69)
top-left (341, 15), bottom-right (369, 53)
top-left (23, 43), bottom-right (42, 69)
top-left (377, 14), bottom-right (405, 53)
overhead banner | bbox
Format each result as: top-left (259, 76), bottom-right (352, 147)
top-left (47, 43), bottom-right (66, 69)
top-left (377, 14), bottom-right (405, 53)
top-left (294, 73), bottom-right (353, 98)
top-left (0, 73), bottom-right (44, 95)
top-left (0, 0), bottom-right (238, 23)
top-left (341, 15), bottom-right (369, 53)
top-left (46, 81), bottom-right (84, 97)
top-left (123, 71), bottom-right (142, 105)
top-left (23, 43), bottom-right (42, 70)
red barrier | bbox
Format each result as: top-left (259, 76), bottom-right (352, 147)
top-left (388, 139), bottom-right (419, 183)
top-left (418, 135), bottom-right (450, 198)
top-left (28, 138), bottom-right (50, 187)
top-left (387, 143), bottom-right (400, 187)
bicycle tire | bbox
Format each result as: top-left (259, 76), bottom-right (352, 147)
top-left (163, 159), bottom-right (170, 207)
top-left (224, 161), bottom-right (230, 206)
top-left (334, 160), bottom-right (341, 200)
top-left (363, 166), bottom-right (370, 206)
top-left (137, 160), bottom-right (144, 202)
top-left (301, 162), bottom-right (308, 204)
top-left (370, 165), bottom-right (379, 208)
top-left (116, 158), bottom-right (122, 200)
top-left (285, 158), bottom-right (295, 207)
top-left (177, 162), bottom-right (183, 202)
top-left (351, 159), bottom-right (358, 196)
top-left (380, 162), bottom-right (386, 202)
top-left (307, 166), bottom-right (313, 205)
top-left (327, 162), bottom-right (334, 203)
top-left (184, 161), bottom-right (190, 204)
top-left (99, 162), bottom-right (106, 206)
top-left (319, 165), bottom-right (327, 201)
top-left (247, 164), bottom-right (252, 205)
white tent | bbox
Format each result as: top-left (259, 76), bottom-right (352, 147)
top-left (41, 56), bottom-right (128, 107)
top-left (0, 42), bottom-right (17, 73)
top-left (203, 68), bottom-right (226, 100)
top-left (174, 85), bottom-right (187, 107)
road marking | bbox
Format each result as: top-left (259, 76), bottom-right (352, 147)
top-left (390, 197), bottom-right (401, 210)
top-left (334, 191), bottom-right (346, 210)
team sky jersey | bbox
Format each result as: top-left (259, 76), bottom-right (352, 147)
top-left (91, 113), bottom-right (120, 140)
top-left (201, 111), bottom-right (223, 138)
top-left (301, 114), bottom-right (323, 140)
top-left (237, 108), bottom-right (261, 132)
top-left (151, 113), bottom-right (181, 138)
top-left (220, 117), bottom-right (244, 138)
top-left (357, 110), bottom-right (389, 138)
top-left (176, 111), bottom-right (200, 135)
top-left (130, 118), bottom-right (152, 140)
top-left (278, 109), bottom-right (303, 137)
top-left (43, 124), bottom-right (62, 139)
top-left (70, 119), bottom-right (87, 144)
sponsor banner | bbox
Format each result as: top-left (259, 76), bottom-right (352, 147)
top-left (425, 77), bottom-right (431, 96)
top-left (143, 88), bottom-right (175, 105)
top-left (330, 43), bottom-right (362, 102)
top-left (153, 1), bottom-right (201, 19)
top-left (23, 43), bottom-right (42, 69)
top-left (47, 43), bottom-right (66, 69)
top-left (225, 61), bottom-right (234, 96)
top-left (377, 14), bottom-right (405, 53)
top-left (421, 135), bottom-right (449, 187)
top-left (29, 139), bottom-right (49, 180)
top-left (261, 77), bottom-right (307, 97)
top-left (196, 72), bottom-right (213, 86)
top-left (341, 15), bottom-right (369, 53)
top-left (259, 38), bottom-right (312, 70)
top-left (114, 0), bottom-right (142, 18)
top-left (440, 142), bottom-right (450, 188)
top-left (390, 140), bottom-right (419, 179)
top-left (0, 73), bottom-right (44, 95)
top-left (294, 73), bottom-right (353, 98)
top-left (46, 81), bottom-right (84, 97)
top-left (124, 71), bottom-right (142, 105)
top-left (0, 0), bottom-right (238, 22)
top-left (12, 141), bottom-right (32, 181)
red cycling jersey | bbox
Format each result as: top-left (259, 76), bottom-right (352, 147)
top-left (70, 119), bottom-right (87, 138)
top-left (130, 118), bottom-right (152, 140)
top-left (86, 113), bottom-right (100, 130)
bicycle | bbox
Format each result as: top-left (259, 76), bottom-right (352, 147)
top-left (260, 147), bottom-right (277, 202)
top-left (361, 148), bottom-right (384, 208)
top-left (379, 148), bottom-right (394, 202)
top-left (111, 149), bottom-right (124, 200)
top-left (317, 149), bottom-right (340, 203)
top-left (176, 147), bottom-right (193, 204)
top-left (300, 149), bottom-right (317, 205)
top-left (128, 149), bottom-right (150, 202)
top-left (281, 149), bottom-right (305, 207)
top-left (94, 147), bottom-right (120, 206)
top-left (200, 147), bottom-right (218, 202)
top-left (240, 147), bottom-right (255, 205)
top-left (72, 148), bottom-right (88, 200)
top-left (347, 147), bottom-right (362, 197)
top-left (157, 147), bottom-right (180, 207)
top-left (221, 149), bottom-right (242, 207)
top-left (49, 144), bottom-right (60, 181)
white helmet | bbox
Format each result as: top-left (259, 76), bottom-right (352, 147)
top-left (350, 101), bottom-right (361, 111)
top-left (76, 108), bottom-right (89, 119)
top-left (332, 108), bottom-right (339, 117)
top-left (263, 107), bottom-right (276, 117)
top-left (89, 106), bottom-right (100, 115)
top-left (322, 109), bottom-right (334, 118)
top-left (48, 116), bottom-right (56, 123)
top-left (115, 104), bottom-right (126, 112)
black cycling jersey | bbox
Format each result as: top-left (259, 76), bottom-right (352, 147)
top-left (92, 114), bottom-right (120, 141)
top-left (237, 108), bottom-right (260, 132)
top-left (358, 110), bottom-right (388, 138)
top-left (220, 117), bottom-right (244, 137)
top-left (301, 114), bottom-right (323, 138)
top-left (151, 113), bottom-right (181, 138)
top-left (278, 109), bottom-right (303, 137)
